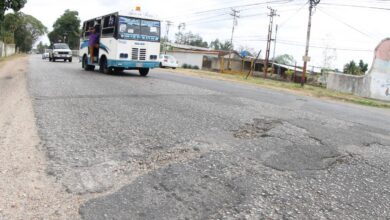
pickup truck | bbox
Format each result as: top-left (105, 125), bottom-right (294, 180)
top-left (49, 43), bottom-right (73, 62)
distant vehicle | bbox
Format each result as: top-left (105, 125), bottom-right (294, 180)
top-left (49, 43), bottom-right (72, 62)
top-left (159, 54), bottom-right (178, 69)
top-left (42, 52), bottom-right (49, 59)
top-left (79, 7), bottom-right (161, 76)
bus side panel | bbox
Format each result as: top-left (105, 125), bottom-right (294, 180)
top-left (79, 38), bottom-right (89, 62)
top-left (99, 38), bottom-right (118, 63)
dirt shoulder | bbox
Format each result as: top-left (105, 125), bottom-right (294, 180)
top-left (0, 56), bottom-right (81, 219)
top-left (156, 68), bottom-right (390, 109)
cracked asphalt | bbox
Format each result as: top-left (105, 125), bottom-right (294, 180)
top-left (27, 55), bottom-right (390, 219)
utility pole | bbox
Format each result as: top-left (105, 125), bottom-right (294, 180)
top-left (164, 20), bottom-right (173, 54)
top-left (301, 0), bottom-right (320, 86)
top-left (271, 24), bottom-right (278, 74)
top-left (227, 8), bottom-right (240, 70)
top-left (264, 7), bottom-right (278, 78)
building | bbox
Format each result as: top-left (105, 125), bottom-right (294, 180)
top-left (164, 42), bottom-right (242, 70)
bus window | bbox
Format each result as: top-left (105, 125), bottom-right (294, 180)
top-left (118, 17), bottom-right (141, 40)
top-left (102, 15), bottom-right (116, 37)
top-left (140, 20), bottom-right (160, 42)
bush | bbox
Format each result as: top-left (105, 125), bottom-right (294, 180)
top-left (182, 64), bottom-right (200, 69)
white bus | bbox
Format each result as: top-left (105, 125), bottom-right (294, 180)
top-left (79, 9), bottom-right (161, 76)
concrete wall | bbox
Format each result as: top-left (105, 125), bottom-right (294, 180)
top-left (0, 41), bottom-right (16, 58)
top-left (327, 38), bottom-right (390, 102)
top-left (166, 51), bottom-right (204, 68)
top-left (0, 41), bottom-right (4, 57)
top-left (5, 44), bottom-right (15, 56)
top-left (327, 73), bottom-right (371, 97)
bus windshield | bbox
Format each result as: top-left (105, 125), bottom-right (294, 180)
top-left (118, 16), bottom-right (160, 42)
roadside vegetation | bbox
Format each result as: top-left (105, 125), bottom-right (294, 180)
top-left (167, 68), bottom-right (390, 108)
top-left (1, 0), bottom-right (46, 52)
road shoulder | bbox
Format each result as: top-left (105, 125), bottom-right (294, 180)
top-left (0, 56), bottom-right (80, 219)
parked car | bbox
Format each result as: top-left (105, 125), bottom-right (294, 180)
top-left (42, 52), bottom-right (49, 59)
top-left (49, 43), bottom-right (72, 62)
top-left (159, 54), bottom-right (178, 69)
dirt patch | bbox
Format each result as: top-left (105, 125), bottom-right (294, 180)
top-left (0, 56), bottom-right (81, 219)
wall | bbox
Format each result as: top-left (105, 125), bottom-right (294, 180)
top-left (326, 38), bottom-right (390, 102)
top-left (5, 44), bottom-right (15, 57)
top-left (165, 51), bottom-right (204, 68)
top-left (204, 57), bottom-right (253, 72)
top-left (0, 42), bottom-right (16, 58)
top-left (0, 41), bottom-right (4, 57)
top-left (327, 73), bottom-right (371, 97)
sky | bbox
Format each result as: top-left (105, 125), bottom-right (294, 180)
top-left (20, 0), bottom-right (390, 70)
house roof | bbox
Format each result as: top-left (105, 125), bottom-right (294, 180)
top-left (166, 42), bottom-right (211, 51)
top-left (166, 42), bottom-right (241, 57)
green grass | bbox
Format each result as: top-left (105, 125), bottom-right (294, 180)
top-left (170, 68), bottom-right (390, 109)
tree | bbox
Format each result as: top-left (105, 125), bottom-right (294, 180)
top-left (274, 54), bottom-right (295, 65)
top-left (343, 60), bottom-right (360, 75)
top-left (174, 31), bottom-right (208, 48)
top-left (209, 39), bottom-right (233, 51)
top-left (358, 59), bottom-right (368, 73)
top-left (48, 10), bottom-right (81, 49)
top-left (2, 12), bottom-right (46, 52)
top-left (0, 0), bottom-right (26, 21)
top-left (15, 13), bottom-right (47, 51)
top-left (210, 39), bottom-right (221, 50)
top-left (37, 41), bottom-right (48, 54)
top-left (343, 60), bottom-right (368, 75)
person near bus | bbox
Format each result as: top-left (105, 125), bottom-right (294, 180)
top-left (88, 26), bottom-right (100, 63)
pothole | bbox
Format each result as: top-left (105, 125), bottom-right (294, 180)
top-left (363, 142), bottom-right (385, 148)
top-left (1, 76), bottom-right (13, 80)
top-left (233, 118), bottom-right (282, 139)
top-left (263, 145), bottom-right (344, 172)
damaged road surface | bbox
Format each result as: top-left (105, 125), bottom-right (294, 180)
top-left (26, 55), bottom-right (390, 219)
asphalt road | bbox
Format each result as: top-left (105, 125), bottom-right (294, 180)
top-left (28, 55), bottom-right (390, 219)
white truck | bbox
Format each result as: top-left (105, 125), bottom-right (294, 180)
top-left (49, 43), bottom-right (73, 62)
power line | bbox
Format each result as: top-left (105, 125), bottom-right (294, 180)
top-left (321, 2), bottom-right (390, 11)
top-left (316, 7), bottom-right (375, 40)
top-left (234, 38), bottom-right (373, 52)
top-left (162, 0), bottom-right (294, 20)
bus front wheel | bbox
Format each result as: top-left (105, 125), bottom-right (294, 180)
top-left (139, 68), bottom-right (149, 77)
top-left (99, 57), bottom-right (111, 74)
top-left (82, 56), bottom-right (94, 71)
